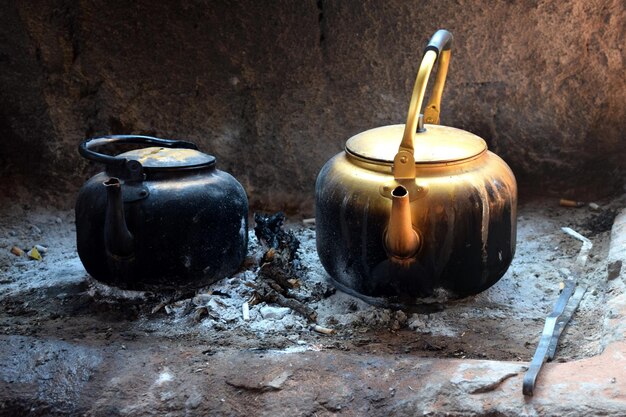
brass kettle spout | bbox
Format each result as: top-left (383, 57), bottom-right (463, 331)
top-left (385, 185), bottom-right (420, 259)
top-left (103, 177), bottom-right (134, 258)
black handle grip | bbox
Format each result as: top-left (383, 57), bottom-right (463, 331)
top-left (424, 29), bottom-right (453, 55)
top-left (79, 135), bottom-right (198, 166)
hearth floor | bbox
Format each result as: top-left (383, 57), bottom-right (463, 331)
top-left (1, 193), bottom-right (625, 416)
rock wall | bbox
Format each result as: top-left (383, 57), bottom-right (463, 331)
top-left (0, 0), bottom-right (624, 213)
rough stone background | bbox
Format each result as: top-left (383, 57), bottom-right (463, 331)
top-left (0, 0), bottom-right (624, 214)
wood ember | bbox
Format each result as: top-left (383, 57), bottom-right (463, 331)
top-left (150, 288), bottom-right (194, 310)
top-left (252, 280), bottom-right (318, 323)
top-left (193, 306), bottom-right (209, 322)
top-left (252, 211), bottom-right (317, 322)
top-left (254, 212), bottom-right (299, 257)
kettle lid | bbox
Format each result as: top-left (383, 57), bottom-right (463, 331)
top-left (118, 147), bottom-right (216, 170)
top-left (345, 124), bottom-right (486, 164)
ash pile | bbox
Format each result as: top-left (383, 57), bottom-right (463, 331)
top-left (153, 212), bottom-right (337, 334)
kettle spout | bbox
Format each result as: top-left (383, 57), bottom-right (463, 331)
top-left (385, 185), bottom-right (420, 259)
top-left (103, 177), bottom-right (134, 258)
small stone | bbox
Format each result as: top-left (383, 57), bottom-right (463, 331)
top-left (30, 225), bottom-right (42, 234)
top-left (607, 261), bottom-right (622, 281)
top-left (266, 371), bottom-right (291, 390)
top-left (54, 217), bottom-right (62, 224)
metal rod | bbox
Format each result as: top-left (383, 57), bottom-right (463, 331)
top-left (522, 280), bottom-right (576, 396)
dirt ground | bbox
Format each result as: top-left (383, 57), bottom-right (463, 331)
top-left (1, 190), bottom-right (623, 367)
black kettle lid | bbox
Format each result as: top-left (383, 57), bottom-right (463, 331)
top-left (118, 147), bottom-right (216, 170)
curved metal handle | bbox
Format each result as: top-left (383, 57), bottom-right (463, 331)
top-left (394, 29), bottom-right (453, 180)
top-left (79, 135), bottom-right (198, 166)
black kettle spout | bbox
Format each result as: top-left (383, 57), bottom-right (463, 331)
top-left (103, 177), bottom-right (135, 259)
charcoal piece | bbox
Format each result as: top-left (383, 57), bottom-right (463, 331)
top-left (258, 262), bottom-right (295, 291)
top-left (580, 209), bottom-right (617, 236)
top-left (254, 212), bottom-right (286, 249)
top-left (254, 212), bottom-right (300, 262)
top-left (254, 281), bottom-right (318, 323)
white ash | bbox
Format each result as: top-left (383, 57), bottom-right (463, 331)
top-left (2, 195), bottom-right (625, 361)
top-left (87, 277), bottom-right (149, 302)
top-left (259, 306), bottom-right (291, 320)
top-left (408, 314), bottom-right (459, 337)
top-left (158, 232), bottom-right (316, 333)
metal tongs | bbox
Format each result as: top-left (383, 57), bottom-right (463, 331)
top-left (522, 279), bottom-right (587, 395)
top-left (522, 227), bottom-right (591, 396)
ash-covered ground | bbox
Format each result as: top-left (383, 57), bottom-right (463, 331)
top-left (1, 192), bottom-right (624, 363)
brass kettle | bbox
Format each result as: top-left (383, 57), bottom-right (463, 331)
top-left (315, 30), bottom-right (517, 301)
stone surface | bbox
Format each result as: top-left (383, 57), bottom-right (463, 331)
top-left (0, 336), bottom-right (103, 415)
top-left (1, 190), bottom-right (626, 415)
top-left (0, 0), bottom-right (625, 213)
top-left (1, 337), bottom-right (625, 416)
top-left (608, 209), bottom-right (626, 281)
top-left (608, 260), bottom-right (622, 280)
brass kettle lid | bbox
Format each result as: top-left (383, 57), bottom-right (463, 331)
top-left (119, 147), bottom-right (216, 169)
top-left (345, 123), bottom-right (487, 164)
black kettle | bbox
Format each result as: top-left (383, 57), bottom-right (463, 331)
top-left (75, 135), bottom-right (248, 289)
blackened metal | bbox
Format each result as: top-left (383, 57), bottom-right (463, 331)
top-left (315, 157), bottom-right (516, 300)
top-left (76, 136), bottom-right (248, 290)
top-left (522, 280), bottom-right (580, 396)
top-left (103, 178), bottom-right (134, 258)
top-left (546, 285), bottom-right (587, 360)
top-left (79, 135), bottom-right (199, 166)
top-left (314, 29), bottom-right (516, 302)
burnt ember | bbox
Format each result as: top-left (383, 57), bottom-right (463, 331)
top-left (254, 212), bottom-right (300, 260)
top-left (252, 212), bottom-right (318, 322)
top-left (580, 209), bottom-right (617, 236)
top-left (254, 211), bottom-right (302, 289)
